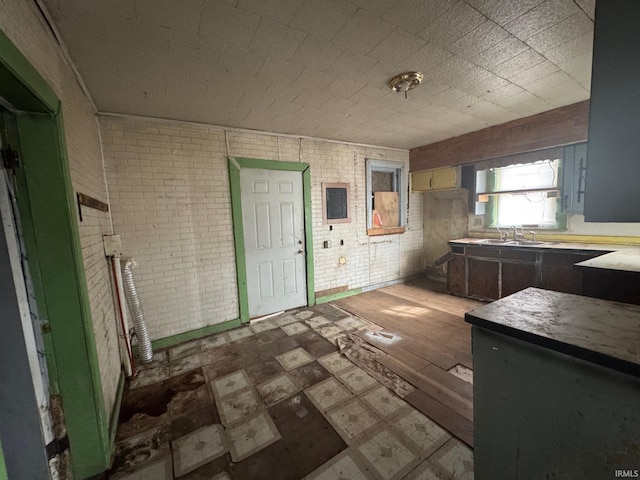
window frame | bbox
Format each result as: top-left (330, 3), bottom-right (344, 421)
top-left (365, 159), bottom-right (407, 235)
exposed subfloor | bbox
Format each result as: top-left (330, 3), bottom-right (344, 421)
top-left (110, 295), bottom-right (474, 479)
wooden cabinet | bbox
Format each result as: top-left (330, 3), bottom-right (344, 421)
top-left (584, 1), bottom-right (640, 222)
top-left (448, 243), bottom-right (606, 301)
top-left (411, 167), bottom-right (457, 192)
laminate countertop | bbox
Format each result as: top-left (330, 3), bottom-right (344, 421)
top-left (465, 287), bottom-right (640, 378)
top-left (450, 237), bottom-right (639, 252)
top-left (575, 249), bottom-right (640, 273)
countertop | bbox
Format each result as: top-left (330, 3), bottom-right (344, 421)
top-left (450, 237), bottom-right (636, 252)
top-left (465, 287), bottom-right (640, 377)
top-left (575, 249), bottom-right (640, 273)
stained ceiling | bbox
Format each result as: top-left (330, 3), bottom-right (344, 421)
top-left (42, 0), bottom-right (595, 149)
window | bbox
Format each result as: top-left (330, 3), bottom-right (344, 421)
top-left (366, 159), bottom-right (406, 235)
top-left (476, 159), bottom-right (564, 229)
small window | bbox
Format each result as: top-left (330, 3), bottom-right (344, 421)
top-left (366, 159), bottom-right (406, 235)
top-left (476, 159), bottom-right (565, 229)
top-left (322, 183), bottom-right (351, 224)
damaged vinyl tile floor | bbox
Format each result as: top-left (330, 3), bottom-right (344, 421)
top-left (109, 304), bottom-right (474, 479)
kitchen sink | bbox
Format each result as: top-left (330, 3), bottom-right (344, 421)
top-left (476, 239), bottom-right (516, 245)
top-left (511, 240), bottom-right (550, 246)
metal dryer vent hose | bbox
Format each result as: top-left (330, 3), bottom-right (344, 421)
top-left (121, 258), bottom-right (153, 363)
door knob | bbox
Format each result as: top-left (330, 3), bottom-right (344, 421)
top-left (298, 249), bottom-right (304, 254)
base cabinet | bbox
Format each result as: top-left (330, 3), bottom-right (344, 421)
top-left (468, 258), bottom-right (499, 300)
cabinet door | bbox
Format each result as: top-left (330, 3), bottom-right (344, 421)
top-left (432, 167), bottom-right (457, 189)
top-left (411, 170), bottom-right (433, 191)
top-left (447, 254), bottom-right (466, 296)
top-left (541, 251), bottom-right (605, 294)
top-left (502, 262), bottom-right (537, 297)
top-left (468, 258), bottom-right (499, 300)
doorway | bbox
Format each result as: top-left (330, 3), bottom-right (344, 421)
top-left (228, 157), bottom-right (315, 322)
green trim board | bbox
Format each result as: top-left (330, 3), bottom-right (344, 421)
top-left (1, 28), bottom-right (111, 478)
top-left (316, 287), bottom-right (363, 304)
top-left (0, 436), bottom-right (7, 480)
top-left (228, 157), bottom-right (316, 322)
top-left (0, 29), bottom-right (59, 113)
top-left (150, 318), bottom-right (242, 351)
top-left (109, 372), bottom-right (126, 448)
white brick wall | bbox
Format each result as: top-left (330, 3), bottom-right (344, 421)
top-left (0, 1), bottom-right (121, 415)
top-left (101, 116), bottom-right (424, 340)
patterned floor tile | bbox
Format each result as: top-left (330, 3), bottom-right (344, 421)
top-left (357, 429), bottom-right (419, 480)
top-left (225, 327), bottom-right (254, 342)
top-left (294, 310), bottom-right (315, 320)
top-left (274, 314), bottom-right (299, 327)
top-left (336, 366), bottom-right (378, 395)
top-left (256, 373), bottom-right (300, 406)
top-left (136, 349), bottom-right (167, 371)
top-left (306, 316), bottom-right (332, 329)
top-left (275, 347), bottom-right (314, 371)
top-left (360, 385), bottom-right (410, 420)
top-left (305, 377), bottom-right (353, 412)
top-left (315, 324), bottom-right (345, 339)
top-left (227, 411), bottom-right (281, 462)
top-left (168, 340), bottom-right (202, 361)
top-left (426, 438), bottom-right (474, 480)
top-left (249, 319), bottom-right (279, 334)
top-left (171, 424), bottom-right (228, 477)
top-left (211, 370), bottom-right (252, 399)
top-left (305, 448), bottom-right (370, 480)
top-left (335, 317), bottom-right (369, 331)
top-left (200, 334), bottom-right (227, 351)
top-left (217, 388), bottom-right (264, 426)
top-left (129, 365), bottom-right (171, 389)
top-left (281, 321), bottom-right (310, 336)
top-left (317, 352), bottom-right (354, 374)
top-left (392, 409), bottom-right (451, 458)
top-left (327, 398), bottom-right (381, 443)
top-left (110, 456), bottom-right (173, 480)
top-left (169, 353), bottom-right (201, 377)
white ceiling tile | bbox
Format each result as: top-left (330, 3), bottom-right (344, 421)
top-left (133, 0), bottom-right (203, 32)
top-left (420, 1), bottom-right (486, 47)
top-left (289, 0), bottom-right (357, 40)
top-left (430, 87), bottom-right (468, 106)
top-left (481, 82), bottom-right (525, 104)
top-left (455, 66), bottom-right (509, 97)
top-left (291, 35), bottom-right (345, 71)
top-left (237, 0), bottom-right (305, 25)
top-left (498, 90), bottom-right (552, 115)
top-left (524, 70), bottom-right (573, 95)
top-left (381, 0), bottom-right (458, 36)
top-left (426, 55), bottom-right (476, 84)
top-left (198, 2), bottom-right (261, 50)
top-left (248, 17), bottom-right (307, 59)
top-left (471, 36), bottom-right (529, 69)
top-left (490, 48), bottom-right (546, 80)
top-left (331, 9), bottom-right (395, 54)
top-left (558, 52), bottom-right (592, 88)
top-left (365, 29), bottom-right (427, 67)
top-left (401, 43), bottom-right (452, 73)
top-left (291, 68), bottom-right (335, 93)
top-left (450, 20), bottom-right (510, 58)
top-left (574, 0), bottom-right (595, 20)
top-left (526, 11), bottom-right (593, 55)
top-left (326, 49), bottom-right (379, 81)
top-left (218, 45), bottom-right (266, 78)
top-left (507, 61), bottom-right (559, 87)
top-left (504, 0), bottom-right (581, 41)
top-left (472, 0), bottom-right (545, 26)
top-left (327, 77), bottom-right (366, 99)
top-left (257, 57), bottom-right (306, 87)
top-left (543, 31), bottom-right (593, 64)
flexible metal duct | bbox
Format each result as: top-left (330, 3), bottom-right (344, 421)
top-left (121, 258), bottom-right (153, 363)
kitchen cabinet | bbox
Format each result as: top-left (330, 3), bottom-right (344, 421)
top-left (467, 288), bottom-right (640, 480)
top-left (447, 241), bottom-right (605, 301)
top-left (576, 250), bottom-right (640, 305)
top-left (584, 1), bottom-right (640, 222)
top-left (411, 167), bottom-right (457, 192)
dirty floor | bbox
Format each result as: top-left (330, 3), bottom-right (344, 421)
top-left (109, 302), bottom-right (474, 479)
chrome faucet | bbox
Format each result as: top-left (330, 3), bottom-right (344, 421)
top-left (511, 226), bottom-right (524, 240)
top-left (529, 231), bottom-right (537, 241)
top-left (495, 226), bottom-right (508, 241)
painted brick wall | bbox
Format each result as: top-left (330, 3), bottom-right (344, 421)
top-left (101, 116), bottom-right (424, 340)
top-left (0, 1), bottom-right (121, 415)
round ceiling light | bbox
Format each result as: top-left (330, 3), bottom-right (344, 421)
top-left (388, 71), bottom-right (424, 96)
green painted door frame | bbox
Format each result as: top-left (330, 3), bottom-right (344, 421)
top-left (228, 157), bottom-right (315, 322)
top-left (1, 28), bottom-right (110, 477)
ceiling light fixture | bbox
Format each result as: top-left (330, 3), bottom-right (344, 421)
top-left (388, 71), bottom-right (424, 98)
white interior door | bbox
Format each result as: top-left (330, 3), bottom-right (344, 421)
top-left (240, 168), bottom-right (307, 317)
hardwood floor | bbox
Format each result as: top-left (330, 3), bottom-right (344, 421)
top-left (332, 277), bottom-right (484, 447)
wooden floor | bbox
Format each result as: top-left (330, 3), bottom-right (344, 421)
top-left (332, 276), bottom-right (484, 447)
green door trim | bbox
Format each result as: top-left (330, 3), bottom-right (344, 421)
top-left (1, 28), bottom-right (110, 477)
top-left (228, 157), bottom-right (315, 322)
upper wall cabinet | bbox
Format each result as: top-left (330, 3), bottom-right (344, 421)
top-left (411, 167), bottom-right (457, 192)
top-left (584, 1), bottom-right (640, 222)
